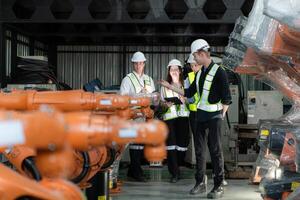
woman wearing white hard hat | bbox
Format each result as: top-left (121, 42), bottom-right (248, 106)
top-left (159, 39), bottom-right (231, 199)
top-left (120, 51), bottom-right (155, 182)
top-left (160, 59), bottom-right (190, 183)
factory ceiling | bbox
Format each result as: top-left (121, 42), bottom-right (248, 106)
top-left (0, 0), bottom-right (254, 46)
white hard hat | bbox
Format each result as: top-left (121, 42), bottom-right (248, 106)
top-left (187, 53), bottom-right (196, 64)
top-left (167, 59), bottom-right (182, 68)
top-left (191, 39), bottom-right (210, 54)
top-left (131, 51), bottom-right (146, 62)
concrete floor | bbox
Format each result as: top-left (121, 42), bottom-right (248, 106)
top-left (111, 166), bottom-right (261, 200)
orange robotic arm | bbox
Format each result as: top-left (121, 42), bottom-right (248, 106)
top-left (0, 109), bottom-right (167, 186)
top-left (0, 164), bottom-right (84, 200)
top-left (63, 112), bottom-right (167, 152)
top-left (236, 48), bottom-right (300, 102)
top-left (0, 109), bottom-right (66, 149)
top-left (272, 24), bottom-right (300, 62)
top-left (0, 90), bottom-right (152, 112)
top-left (0, 111), bottom-right (83, 200)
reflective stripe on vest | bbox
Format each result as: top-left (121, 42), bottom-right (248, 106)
top-left (195, 64), bottom-right (223, 112)
top-left (166, 145), bottom-right (188, 151)
top-left (162, 87), bottom-right (189, 120)
top-left (187, 72), bottom-right (199, 112)
top-left (127, 73), bottom-right (152, 93)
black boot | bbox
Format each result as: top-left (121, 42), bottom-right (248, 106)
top-left (207, 185), bottom-right (224, 199)
top-left (169, 175), bottom-right (179, 183)
top-left (127, 171), bottom-right (146, 182)
top-left (189, 175), bottom-right (207, 195)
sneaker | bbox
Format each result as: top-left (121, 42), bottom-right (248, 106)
top-left (207, 185), bottom-right (224, 199)
top-left (189, 175), bottom-right (207, 195)
top-left (222, 179), bottom-right (228, 187)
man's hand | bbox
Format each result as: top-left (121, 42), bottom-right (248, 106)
top-left (158, 80), bottom-right (171, 89)
top-left (222, 104), bottom-right (229, 120)
top-left (140, 87), bottom-right (148, 93)
top-left (158, 80), bottom-right (185, 96)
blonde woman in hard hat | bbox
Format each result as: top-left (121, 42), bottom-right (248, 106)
top-left (120, 51), bottom-right (155, 182)
top-left (160, 39), bottom-right (231, 199)
top-left (160, 59), bottom-right (190, 183)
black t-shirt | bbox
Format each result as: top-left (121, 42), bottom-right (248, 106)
top-left (184, 61), bottom-right (232, 122)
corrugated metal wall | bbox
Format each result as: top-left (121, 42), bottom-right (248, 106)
top-left (57, 45), bottom-right (228, 89)
top-left (5, 31), bottom-right (48, 77)
top-left (5, 38), bottom-right (265, 93)
top-left (17, 34), bottom-right (30, 57)
top-left (34, 41), bottom-right (47, 56)
top-left (5, 37), bottom-right (11, 76)
top-left (57, 46), bottom-right (123, 89)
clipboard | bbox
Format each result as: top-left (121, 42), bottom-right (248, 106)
top-left (164, 97), bottom-right (182, 105)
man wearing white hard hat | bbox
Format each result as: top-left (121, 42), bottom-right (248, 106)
top-left (160, 59), bottom-right (190, 183)
top-left (120, 51), bottom-right (155, 95)
top-left (159, 39), bottom-right (231, 199)
top-left (120, 51), bottom-right (155, 182)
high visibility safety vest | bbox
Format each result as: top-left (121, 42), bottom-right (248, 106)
top-left (187, 72), bottom-right (200, 112)
top-left (162, 87), bottom-right (189, 121)
top-left (195, 64), bottom-right (223, 112)
top-left (127, 73), bottom-right (153, 94)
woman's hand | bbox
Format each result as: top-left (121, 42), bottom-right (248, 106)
top-left (179, 95), bottom-right (186, 104)
top-left (165, 102), bottom-right (174, 108)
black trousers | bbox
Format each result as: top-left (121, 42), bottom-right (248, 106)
top-left (166, 117), bottom-right (190, 177)
top-left (127, 144), bottom-right (144, 178)
top-left (194, 118), bottom-right (224, 186)
top-left (189, 111), bottom-right (197, 135)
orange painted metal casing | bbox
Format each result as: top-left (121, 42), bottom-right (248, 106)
top-left (0, 110), bottom-right (66, 149)
top-left (129, 96), bottom-right (151, 108)
top-left (0, 164), bottom-right (83, 200)
top-left (64, 112), bottom-right (168, 150)
top-left (71, 146), bottom-right (107, 188)
top-left (279, 133), bottom-right (296, 172)
top-left (0, 110), bottom-right (167, 187)
top-left (236, 48), bottom-right (300, 102)
top-left (272, 24), bottom-right (300, 60)
top-left (35, 145), bottom-right (77, 179)
top-left (144, 144), bottom-right (167, 162)
top-left (0, 90), bottom-right (131, 111)
top-left (3, 146), bottom-right (36, 175)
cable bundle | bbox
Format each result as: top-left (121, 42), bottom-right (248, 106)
top-left (11, 57), bottom-right (62, 90)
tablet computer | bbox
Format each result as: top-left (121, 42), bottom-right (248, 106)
top-left (164, 97), bottom-right (182, 105)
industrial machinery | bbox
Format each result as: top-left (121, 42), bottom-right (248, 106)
top-left (225, 0), bottom-right (300, 198)
top-left (0, 89), bottom-right (163, 199)
top-left (0, 89), bottom-right (156, 121)
top-left (0, 109), bottom-right (168, 200)
top-left (247, 91), bottom-right (283, 125)
top-left (0, 90), bottom-right (148, 111)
